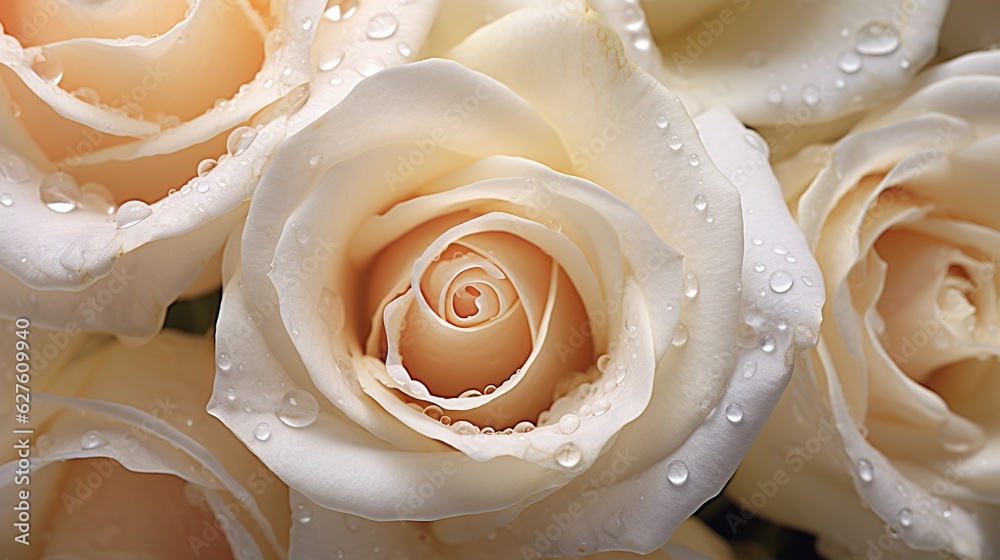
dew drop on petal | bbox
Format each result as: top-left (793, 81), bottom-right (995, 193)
top-left (39, 172), bottom-right (81, 213)
top-left (294, 503), bottom-right (312, 524)
top-left (0, 153), bottom-right (29, 183)
top-left (743, 360), bottom-right (757, 379)
top-left (693, 195), bottom-right (707, 212)
top-left (593, 399), bottom-right (610, 416)
top-left (655, 115), bottom-right (668, 129)
top-left (857, 458), bottom-right (874, 482)
top-left (667, 136), bottom-right (683, 151)
top-left (666, 460), bottom-right (688, 485)
top-left (683, 272), bottom-right (699, 298)
top-left (0, 193), bottom-right (12, 207)
top-left (899, 508), bottom-right (913, 528)
top-left (319, 51), bottom-right (344, 72)
top-left (725, 403), bottom-right (744, 423)
top-left (278, 389), bottom-right (320, 427)
top-left (769, 270), bottom-right (794, 293)
top-left (81, 431), bottom-right (108, 450)
top-left (225, 387), bottom-right (236, 401)
top-left (227, 126), bottom-right (257, 156)
top-left (838, 50), bottom-right (862, 73)
top-left (760, 334), bottom-right (776, 353)
top-left (396, 42), bottom-right (412, 58)
top-left (765, 87), bottom-right (783, 106)
top-left (218, 353), bottom-right (232, 372)
top-left (115, 200), bottom-right (153, 229)
top-left (366, 12), bottom-right (398, 39)
top-left (688, 154), bottom-right (700, 167)
top-left (558, 414), bottom-right (581, 434)
top-left (555, 442), bottom-right (582, 468)
top-left (31, 48), bottom-right (64, 85)
top-left (253, 422), bottom-right (271, 441)
top-left (197, 158), bottom-right (218, 177)
top-left (671, 323), bottom-right (688, 346)
top-left (855, 21), bottom-right (901, 55)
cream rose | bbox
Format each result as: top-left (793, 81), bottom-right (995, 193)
top-left (0, 324), bottom-right (289, 558)
top-left (0, 0), bottom-right (441, 338)
top-left (209, 3), bottom-right (823, 558)
top-left (728, 51), bottom-right (1000, 559)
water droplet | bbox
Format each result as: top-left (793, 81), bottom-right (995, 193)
top-left (854, 21), bottom-right (901, 55)
top-left (555, 442), bottom-right (582, 468)
top-left (596, 353), bottom-right (612, 372)
top-left (667, 135), bottom-right (683, 151)
top-left (655, 115), bottom-right (668, 129)
top-left (802, 276), bottom-right (814, 287)
top-left (558, 414), bottom-right (581, 434)
top-left (227, 126), bottom-right (257, 156)
top-left (672, 323), bottom-right (688, 346)
top-left (544, 219), bottom-right (562, 233)
top-left (838, 50), bottom-right (862, 73)
top-left (452, 420), bottom-right (478, 436)
top-left (225, 387), bottom-right (236, 401)
top-left (397, 42), bottom-right (412, 58)
top-left (514, 421), bottom-right (535, 433)
top-left (613, 364), bottom-right (626, 384)
top-left (344, 514), bottom-right (362, 532)
top-left (218, 353), bottom-right (232, 371)
top-left (752, 237), bottom-right (763, 246)
top-left (0, 153), bottom-right (29, 183)
top-left (769, 270), bottom-right (794, 293)
top-left (358, 59), bottom-right (386, 77)
top-left (253, 422), bottom-right (271, 441)
top-left (31, 48), bottom-right (64, 85)
top-left (366, 12), bottom-right (398, 39)
top-left (835, 78), bottom-right (846, 89)
top-left (857, 458), bottom-right (874, 482)
top-left (0, 193), bottom-right (12, 206)
top-left (900, 58), bottom-right (910, 69)
top-left (39, 172), bottom-right (81, 213)
top-left (301, 17), bottom-right (313, 31)
top-left (9, 101), bottom-right (21, 119)
top-left (765, 87), bottom-right (783, 106)
top-left (79, 431), bottom-right (108, 450)
top-left (324, 0), bottom-right (358, 21)
top-left (197, 158), bottom-right (217, 177)
top-left (78, 182), bottom-right (115, 214)
top-left (760, 334), bottom-right (776, 353)
top-left (319, 51), bottom-right (344, 72)
top-left (593, 399), bottom-right (610, 416)
top-left (743, 360), bottom-right (757, 379)
top-left (278, 389), bottom-right (320, 427)
top-left (802, 84), bottom-right (822, 107)
top-left (294, 503), bottom-right (312, 524)
top-left (319, 289), bottom-right (346, 333)
top-left (115, 200), bottom-right (153, 229)
top-left (666, 460), bottom-right (688, 485)
top-left (899, 507), bottom-right (913, 527)
top-left (683, 272), bottom-right (699, 298)
top-left (693, 195), bottom-right (707, 212)
top-left (688, 154), bottom-right (700, 167)
top-left (726, 403), bottom-right (744, 423)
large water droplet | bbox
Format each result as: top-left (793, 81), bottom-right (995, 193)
top-left (39, 172), bottom-right (81, 213)
top-left (0, 153), bottom-right (29, 183)
top-left (366, 12), bottom-right (398, 39)
top-left (115, 200), bottom-right (152, 229)
top-left (666, 460), bottom-right (688, 485)
top-left (227, 126), bottom-right (257, 156)
top-left (555, 442), bottom-right (582, 468)
top-left (558, 414), bottom-right (581, 434)
top-left (854, 21), bottom-right (901, 56)
top-left (31, 48), bottom-right (64, 85)
top-left (278, 389), bottom-right (320, 427)
top-left (197, 158), bottom-right (217, 177)
top-left (760, 334), bottom-right (776, 353)
top-left (253, 422), bottom-right (271, 441)
top-left (838, 50), bottom-right (862, 73)
top-left (683, 272), bottom-right (699, 298)
top-left (81, 431), bottom-right (108, 450)
top-left (725, 403), bottom-right (744, 423)
top-left (857, 458), bottom-right (874, 482)
top-left (769, 270), bottom-right (794, 293)
top-left (672, 323), bottom-right (688, 347)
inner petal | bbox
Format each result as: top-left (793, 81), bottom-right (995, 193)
top-left (420, 244), bottom-right (518, 328)
top-left (0, 0), bottom-right (189, 46)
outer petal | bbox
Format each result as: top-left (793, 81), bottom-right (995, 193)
top-left (0, 325), bottom-right (289, 559)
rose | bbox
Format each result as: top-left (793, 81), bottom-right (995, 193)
top-left (209, 3), bottom-right (823, 557)
top-left (0, 323), bottom-right (289, 558)
top-left (728, 51), bottom-right (1000, 559)
top-left (0, 0), bottom-right (440, 338)
top-left (582, 0), bottom-right (949, 158)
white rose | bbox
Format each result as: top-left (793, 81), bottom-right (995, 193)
top-left (729, 51), bottom-right (1000, 559)
top-left (0, 324), bottom-right (289, 559)
top-left (210, 3), bottom-right (823, 558)
top-left (0, 0), bottom-right (440, 338)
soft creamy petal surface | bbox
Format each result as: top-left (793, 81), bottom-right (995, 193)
top-left (731, 51), bottom-right (1000, 559)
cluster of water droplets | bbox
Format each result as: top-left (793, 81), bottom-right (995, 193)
top-left (316, 0), bottom-right (415, 86)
